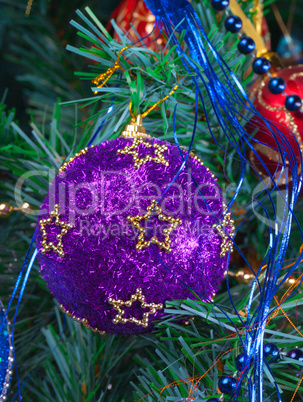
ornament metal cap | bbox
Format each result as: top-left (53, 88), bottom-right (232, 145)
top-left (121, 114), bottom-right (150, 138)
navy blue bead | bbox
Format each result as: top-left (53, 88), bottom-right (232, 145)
top-left (238, 37), bottom-right (255, 54)
top-left (253, 57), bottom-right (271, 75)
top-left (287, 348), bottom-right (303, 367)
top-left (264, 343), bottom-right (280, 363)
top-left (225, 16), bottom-right (242, 33)
top-left (235, 353), bottom-right (245, 372)
top-left (208, 399), bottom-right (221, 402)
top-left (268, 77), bottom-right (286, 94)
top-left (218, 376), bottom-right (237, 394)
top-left (285, 95), bottom-right (302, 112)
top-left (211, 0), bottom-right (229, 11)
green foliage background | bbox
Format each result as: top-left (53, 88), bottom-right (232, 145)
top-left (1, 0), bottom-right (303, 401)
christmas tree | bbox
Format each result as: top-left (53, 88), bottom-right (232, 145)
top-left (1, 0), bottom-right (303, 401)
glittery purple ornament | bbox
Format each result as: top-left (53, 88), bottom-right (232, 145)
top-left (36, 137), bottom-right (231, 335)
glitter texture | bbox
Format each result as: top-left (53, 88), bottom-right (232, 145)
top-left (36, 137), bottom-right (230, 335)
top-left (0, 302), bottom-right (13, 401)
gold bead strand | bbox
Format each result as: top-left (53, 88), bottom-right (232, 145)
top-left (58, 304), bottom-right (105, 335)
top-left (92, 46), bottom-right (132, 94)
top-left (58, 147), bottom-right (90, 174)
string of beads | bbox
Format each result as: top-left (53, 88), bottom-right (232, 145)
top-left (211, 0), bottom-right (302, 112)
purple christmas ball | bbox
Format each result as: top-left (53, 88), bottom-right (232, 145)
top-left (36, 136), bottom-right (232, 335)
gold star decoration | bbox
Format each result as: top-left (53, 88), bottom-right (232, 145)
top-left (39, 204), bottom-right (72, 257)
top-left (213, 204), bottom-right (235, 258)
top-left (117, 138), bottom-right (169, 169)
top-left (108, 288), bottom-right (163, 328)
top-left (127, 199), bottom-right (182, 252)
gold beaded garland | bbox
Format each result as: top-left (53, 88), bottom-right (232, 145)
top-left (127, 199), bottom-right (182, 252)
top-left (59, 304), bottom-right (105, 335)
top-left (117, 138), bottom-right (169, 169)
top-left (58, 146), bottom-right (93, 174)
top-left (39, 204), bottom-right (72, 257)
top-left (108, 288), bottom-right (163, 328)
top-left (231, 268), bottom-right (254, 284)
top-left (25, 0), bottom-right (34, 16)
top-left (190, 152), bottom-right (216, 178)
top-left (19, 202), bottom-right (32, 215)
top-left (0, 202), bottom-right (13, 218)
top-left (0, 201), bottom-right (32, 218)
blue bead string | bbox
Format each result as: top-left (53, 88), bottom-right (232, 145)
top-left (210, 0), bottom-right (303, 111)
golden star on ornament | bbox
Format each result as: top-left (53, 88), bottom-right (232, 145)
top-left (39, 204), bottom-right (72, 257)
top-left (108, 288), bottom-right (163, 328)
top-left (127, 199), bottom-right (182, 252)
top-left (212, 204), bottom-right (235, 258)
top-left (117, 138), bottom-right (169, 169)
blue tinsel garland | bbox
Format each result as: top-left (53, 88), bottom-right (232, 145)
top-left (0, 302), bottom-right (13, 401)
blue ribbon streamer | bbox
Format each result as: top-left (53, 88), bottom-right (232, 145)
top-left (143, 0), bottom-right (303, 400)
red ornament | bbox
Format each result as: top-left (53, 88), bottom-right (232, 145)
top-left (248, 65), bottom-right (303, 181)
top-left (261, 17), bottom-right (271, 50)
top-left (109, 0), bottom-right (165, 50)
